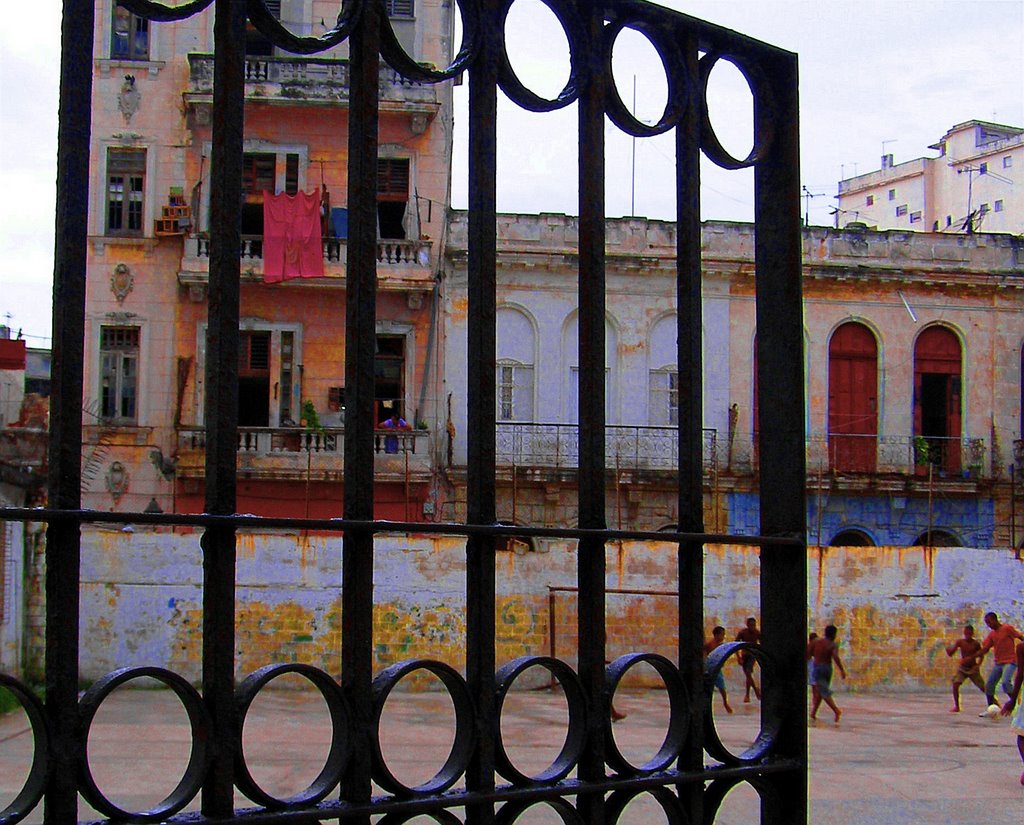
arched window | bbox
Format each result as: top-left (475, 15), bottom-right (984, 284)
top-left (914, 327), bottom-right (962, 473)
top-left (828, 529), bottom-right (875, 547)
top-left (648, 315), bottom-right (678, 425)
top-left (828, 323), bottom-right (878, 472)
top-left (496, 307), bottom-right (536, 422)
top-left (910, 529), bottom-right (960, 547)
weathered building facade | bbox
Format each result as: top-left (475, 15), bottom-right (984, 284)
top-left (83, 0), bottom-right (455, 518)
top-left (444, 214), bottom-right (1024, 548)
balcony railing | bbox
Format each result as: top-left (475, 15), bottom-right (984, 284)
top-left (175, 426), bottom-right (429, 479)
top-left (187, 54), bottom-right (439, 107)
top-left (494, 423), bottom-right (718, 473)
top-left (724, 433), bottom-right (988, 478)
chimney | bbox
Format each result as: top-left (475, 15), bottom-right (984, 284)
top-left (881, 153), bottom-right (894, 169)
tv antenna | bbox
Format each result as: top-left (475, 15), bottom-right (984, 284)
top-left (802, 186), bottom-right (824, 226)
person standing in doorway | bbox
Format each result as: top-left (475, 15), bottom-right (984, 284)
top-left (382, 411), bottom-right (411, 455)
top-left (946, 624), bottom-right (986, 713)
top-left (808, 624), bottom-right (847, 724)
top-left (736, 617), bottom-right (762, 703)
top-left (976, 612), bottom-right (1024, 715)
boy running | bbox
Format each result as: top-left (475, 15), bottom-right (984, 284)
top-left (945, 624), bottom-right (985, 713)
top-left (735, 617), bottom-right (762, 703)
top-left (808, 624), bottom-right (847, 723)
top-left (704, 626), bottom-right (734, 714)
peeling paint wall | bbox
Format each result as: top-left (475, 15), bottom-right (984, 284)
top-left (72, 528), bottom-right (1023, 691)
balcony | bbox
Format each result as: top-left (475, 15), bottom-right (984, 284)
top-left (723, 433), bottom-right (988, 483)
top-left (494, 423), bottom-right (719, 476)
top-left (175, 426), bottom-right (430, 481)
top-left (178, 235), bottom-right (434, 294)
top-left (186, 54), bottom-right (439, 118)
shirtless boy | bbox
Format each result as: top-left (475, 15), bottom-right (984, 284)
top-left (946, 624), bottom-right (985, 713)
top-left (807, 624), bottom-right (847, 723)
top-left (704, 626), bottom-right (734, 714)
top-left (735, 617), bottom-right (762, 703)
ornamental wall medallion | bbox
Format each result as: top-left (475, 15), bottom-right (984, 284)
top-left (118, 74), bottom-right (141, 123)
top-left (105, 461), bottom-right (130, 502)
top-left (111, 263), bottom-right (134, 302)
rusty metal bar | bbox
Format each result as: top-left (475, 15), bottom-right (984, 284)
top-left (576, 5), bottom-right (607, 822)
top-left (675, 30), bottom-right (705, 823)
top-left (342, 0), bottom-right (381, 818)
top-left (465, 1), bottom-right (500, 821)
top-left (44, 0), bottom-right (94, 819)
top-left (201, 0), bottom-right (247, 814)
top-left (754, 46), bottom-right (808, 822)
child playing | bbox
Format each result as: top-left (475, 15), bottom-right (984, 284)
top-left (999, 636), bottom-right (1024, 786)
top-left (704, 626), bottom-right (734, 714)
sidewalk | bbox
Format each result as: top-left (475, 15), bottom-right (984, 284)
top-left (2, 686), bottom-right (1020, 823)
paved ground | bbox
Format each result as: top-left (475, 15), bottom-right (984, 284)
top-left (2, 684), bottom-right (1021, 823)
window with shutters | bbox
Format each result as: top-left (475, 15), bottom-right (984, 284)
top-left (106, 149), bottom-right (146, 236)
top-left (100, 326), bottom-right (140, 423)
top-left (386, 0), bottom-right (415, 16)
top-left (239, 331), bottom-right (272, 427)
top-left (377, 158), bottom-right (410, 239)
top-left (111, 2), bottom-right (150, 60)
top-left (496, 360), bottom-right (535, 422)
top-left (648, 368), bottom-right (679, 426)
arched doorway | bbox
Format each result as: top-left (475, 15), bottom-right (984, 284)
top-left (914, 327), bottom-right (962, 474)
top-left (911, 529), bottom-right (960, 547)
top-left (828, 323), bottom-right (878, 472)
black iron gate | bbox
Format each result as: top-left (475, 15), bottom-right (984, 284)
top-left (1, 0), bottom-right (806, 822)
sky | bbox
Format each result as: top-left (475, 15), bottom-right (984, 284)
top-left (1, 0), bottom-right (1022, 348)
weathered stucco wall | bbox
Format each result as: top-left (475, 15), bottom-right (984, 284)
top-left (75, 528), bottom-right (1023, 691)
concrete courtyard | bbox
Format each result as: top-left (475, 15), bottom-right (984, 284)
top-left (1, 684), bottom-right (1021, 824)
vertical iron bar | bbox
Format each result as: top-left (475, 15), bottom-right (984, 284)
top-left (754, 49), bottom-right (807, 825)
top-left (674, 33), bottom-right (704, 825)
top-left (44, 0), bottom-right (93, 820)
top-left (342, 0), bottom-right (381, 816)
top-left (465, 1), bottom-right (499, 822)
top-left (576, 4), bottom-right (607, 822)
top-left (202, 0), bottom-right (246, 814)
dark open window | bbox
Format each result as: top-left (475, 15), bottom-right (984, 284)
top-left (100, 326), bottom-right (140, 423)
top-left (238, 331), bottom-right (271, 427)
top-left (377, 158), bottom-right (409, 239)
top-left (914, 326), bottom-right (962, 473)
top-left (111, 2), bottom-right (150, 60)
top-left (106, 148), bottom-right (146, 236)
top-left (374, 335), bottom-right (405, 423)
top-left (245, 0), bottom-right (281, 56)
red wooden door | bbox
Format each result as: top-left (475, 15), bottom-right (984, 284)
top-left (914, 326), bottom-right (962, 473)
top-left (828, 323), bottom-right (878, 472)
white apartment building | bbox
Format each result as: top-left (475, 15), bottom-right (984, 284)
top-left (836, 120), bottom-right (1023, 234)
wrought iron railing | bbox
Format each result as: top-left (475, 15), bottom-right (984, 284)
top-left (727, 432), bottom-right (988, 478)
top-left (495, 422), bottom-right (717, 473)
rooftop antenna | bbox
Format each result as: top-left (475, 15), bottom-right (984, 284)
top-left (881, 139), bottom-right (897, 168)
top-left (801, 186), bottom-right (824, 226)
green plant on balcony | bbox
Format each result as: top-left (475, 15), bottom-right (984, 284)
top-left (913, 435), bottom-right (932, 466)
top-left (300, 400), bottom-right (323, 433)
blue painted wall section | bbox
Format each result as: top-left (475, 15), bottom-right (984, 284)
top-left (728, 492), bottom-right (996, 547)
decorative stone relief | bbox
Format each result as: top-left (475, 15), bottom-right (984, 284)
top-left (111, 263), bottom-right (134, 303)
top-left (118, 75), bottom-right (142, 123)
top-left (106, 461), bottom-right (130, 502)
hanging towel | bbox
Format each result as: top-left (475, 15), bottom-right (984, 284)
top-left (263, 189), bottom-right (324, 283)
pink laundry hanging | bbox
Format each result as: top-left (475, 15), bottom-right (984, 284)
top-left (262, 189), bottom-right (324, 283)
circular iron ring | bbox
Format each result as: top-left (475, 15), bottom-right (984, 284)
top-left (0, 673), bottom-right (50, 825)
top-left (78, 667), bottom-right (211, 822)
top-left (702, 642), bottom-right (780, 765)
top-left (702, 775), bottom-right (781, 824)
top-left (495, 797), bottom-right (586, 825)
top-left (606, 786), bottom-right (688, 824)
top-left (234, 663), bottom-right (351, 808)
top-left (697, 51), bottom-right (776, 170)
top-left (496, 0), bottom-right (584, 113)
top-left (600, 17), bottom-right (689, 138)
top-left (604, 652), bottom-right (689, 775)
top-left (371, 659), bottom-right (475, 797)
top-left (380, 0), bottom-right (478, 83)
top-left (493, 655), bottom-right (587, 785)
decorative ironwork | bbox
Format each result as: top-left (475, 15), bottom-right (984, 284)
top-left (1, 0), bottom-right (807, 822)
